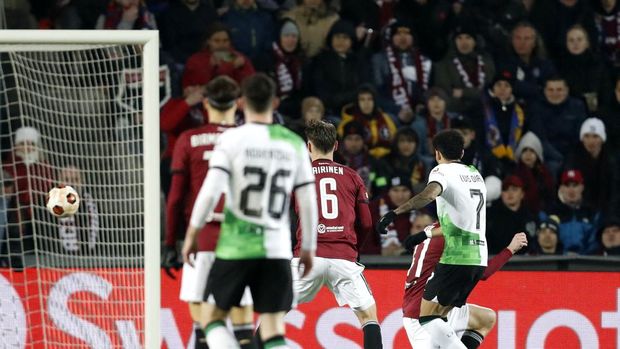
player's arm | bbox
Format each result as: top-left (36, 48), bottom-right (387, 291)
top-left (354, 181), bottom-right (374, 249)
top-left (376, 182), bottom-right (442, 234)
top-left (481, 232), bottom-right (528, 280)
top-left (403, 222), bottom-right (442, 251)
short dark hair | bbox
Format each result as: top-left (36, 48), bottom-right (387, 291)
top-left (544, 74), bottom-right (568, 87)
top-left (432, 130), bottom-right (464, 160)
top-left (305, 120), bottom-right (337, 153)
top-left (206, 76), bottom-right (240, 111)
top-left (241, 73), bottom-right (276, 113)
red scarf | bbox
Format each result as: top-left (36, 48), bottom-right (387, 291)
top-left (453, 55), bottom-right (485, 88)
top-left (426, 113), bottom-right (451, 139)
top-left (599, 12), bottom-right (620, 64)
top-left (386, 46), bottom-right (430, 109)
top-left (272, 42), bottom-right (302, 97)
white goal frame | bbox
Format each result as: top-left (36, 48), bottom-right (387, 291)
top-left (0, 30), bottom-right (161, 348)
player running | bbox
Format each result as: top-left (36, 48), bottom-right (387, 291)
top-left (290, 120), bottom-right (383, 348)
top-left (377, 129), bottom-right (487, 348)
top-left (182, 73), bottom-right (318, 349)
top-left (163, 76), bottom-right (255, 348)
top-left (402, 229), bottom-right (527, 348)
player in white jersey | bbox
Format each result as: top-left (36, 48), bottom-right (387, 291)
top-left (377, 129), bottom-right (487, 349)
top-left (182, 73), bottom-right (318, 349)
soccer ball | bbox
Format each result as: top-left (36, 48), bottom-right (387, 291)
top-left (46, 185), bottom-right (80, 217)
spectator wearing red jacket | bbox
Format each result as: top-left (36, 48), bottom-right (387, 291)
top-left (182, 22), bottom-right (255, 88)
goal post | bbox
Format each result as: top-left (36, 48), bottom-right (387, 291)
top-left (0, 30), bottom-right (160, 348)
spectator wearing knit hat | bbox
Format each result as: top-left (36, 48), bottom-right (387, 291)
top-left (364, 175), bottom-right (418, 256)
top-left (312, 19), bottom-right (371, 117)
top-left (255, 19), bottom-right (306, 119)
top-left (481, 70), bottom-right (528, 172)
top-left (282, 0), bottom-right (339, 59)
top-left (288, 96), bottom-right (325, 139)
top-left (2, 127), bottom-right (55, 258)
top-left (529, 218), bottom-right (564, 255)
top-left (563, 117), bottom-right (619, 218)
top-left (371, 20), bottom-right (432, 122)
top-left (433, 23), bottom-right (495, 117)
top-left (339, 84), bottom-right (398, 158)
top-left (513, 131), bottom-right (555, 215)
top-left (527, 75), bottom-right (587, 178)
top-left (598, 218), bottom-right (620, 256)
top-left (384, 127), bottom-right (428, 194)
top-left (334, 121), bottom-right (389, 199)
top-left (486, 175), bottom-right (536, 254)
top-left (544, 169), bottom-right (601, 254)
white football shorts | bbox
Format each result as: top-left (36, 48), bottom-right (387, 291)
top-left (180, 252), bottom-right (252, 305)
top-left (291, 257), bottom-right (375, 311)
top-left (402, 304), bottom-right (470, 349)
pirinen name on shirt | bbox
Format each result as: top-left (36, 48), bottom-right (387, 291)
top-left (312, 166), bottom-right (344, 175)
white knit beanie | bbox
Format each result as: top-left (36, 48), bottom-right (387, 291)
top-left (580, 117), bottom-right (606, 142)
top-left (515, 131), bottom-right (544, 162)
top-left (14, 126), bottom-right (40, 146)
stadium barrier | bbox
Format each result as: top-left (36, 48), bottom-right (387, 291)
top-left (1, 267), bottom-right (618, 348)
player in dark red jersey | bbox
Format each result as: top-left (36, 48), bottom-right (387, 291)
top-left (162, 76), bottom-right (254, 349)
top-left (290, 120), bottom-right (383, 348)
top-left (402, 229), bottom-right (528, 349)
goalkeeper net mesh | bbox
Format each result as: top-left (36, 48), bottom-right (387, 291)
top-left (0, 43), bottom-right (158, 348)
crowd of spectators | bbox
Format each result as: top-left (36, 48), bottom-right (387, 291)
top-left (3, 0), bottom-right (620, 258)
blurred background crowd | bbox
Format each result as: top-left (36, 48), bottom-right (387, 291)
top-left (1, 0), bottom-right (620, 259)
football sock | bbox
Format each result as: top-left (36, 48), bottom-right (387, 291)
top-left (194, 322), bottom-right (209, 349)
top-left (461, 330), bottom-right (484, 349)
top-left (253, 325), bottom-right (264, 349)
top-left (362, 321), bottom-right (383, 349)
top-left (422, 318), bottom-right (467, 349)
top-left (263, 335), bottom-right (289, 349)
top-left (233, 323), bottom-right (257, 349)
top-left (204, 320), bottom-right (239, 349)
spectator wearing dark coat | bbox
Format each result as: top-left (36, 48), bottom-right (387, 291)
top-left (593, 0), bottom-right (620, 69)
top-left (412, 87), bottom-right (459, 161)
top-left (221, 0), bottom-right (276, 62)
top-left (527, 75), bottom-right (587, 177)
top-left (480, 70), bottom-right (528, 173)
top-left (530, 0), bottom-right (598, 63)
top-left (598, 75), bottom-right (620, 153)
top-left (513, 131), bottom-right (555, 215)
top-left (433, 23), bottom-right (495, 117)
top-left (312, 19), bottom-right (370, 117)
top-left (254, 19), bottom-right (306, 119)
top-left (158, 0), bottom-right (218, 65)
top-left (563, 118), bottom-right (619, 219)
top-left (384, 128), bottom-right (428, 194)
top-left (371, 20), bottom-right (433, 120)
top-left (486, 175), bottom-right (537, 254)
top-left (557, 24), bottom-right (613, 113)
top-left (598, 218), bottom-right (620, 256)
top-left (338, 84), bottom-right (398, 158)
top-left (544, 169), bottom-right (601, 255)
top-left (495, 22), bottom-right (556, 104)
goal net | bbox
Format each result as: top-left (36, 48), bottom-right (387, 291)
top-left (0, 31), bottom-right (160, 348)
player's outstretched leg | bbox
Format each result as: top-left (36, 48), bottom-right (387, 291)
top-left (460, 304), bottom-right (496, 349)
top-left (354, 304), bottom-right (383, 349)
top-left (259, 312), bottom-right (290, 349)
top-left (204, 306), bottom-right (239, 349)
